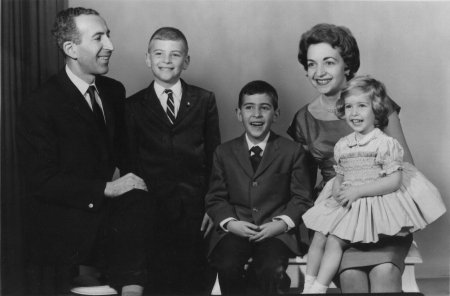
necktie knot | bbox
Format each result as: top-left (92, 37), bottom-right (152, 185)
top-left (164, 89), bottom-right (173, 96)
top-left (249, 146), bottom-right (263, 172)
top-left (250, 146), bottom-right (262, 156)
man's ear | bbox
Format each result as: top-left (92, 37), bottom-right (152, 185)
top-left (63, 41), bottom-right (77, 60)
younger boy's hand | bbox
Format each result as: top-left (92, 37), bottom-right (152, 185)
top-left (200, 213), bottom-right (214, 238)
top-left (248, 220), bottom-right (287, 243)
top-left (227, 221), bottom-right (259, 238)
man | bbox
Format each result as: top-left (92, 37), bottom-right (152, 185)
top-left (16, 7), bottom-right (151, 296)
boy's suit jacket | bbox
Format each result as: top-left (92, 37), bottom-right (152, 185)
top-left (206, 132), bottom-right (313, 256)
top-left (125, 79), bottom-right (220, 220)
top-left (16, 68), bottom-right (126, 265)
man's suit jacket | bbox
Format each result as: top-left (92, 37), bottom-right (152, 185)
top-left (125, 79), bottom-right (220, 220)
top-left (16, 68), bottom-right (126, 266)
top-left (206, 132), bottom-right (313, 256)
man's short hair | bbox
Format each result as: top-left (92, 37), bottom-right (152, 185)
top-left (51, 7), bottom-right (99, 53)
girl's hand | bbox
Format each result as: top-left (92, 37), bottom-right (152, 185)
top-left (337, 186), bottom-right (362, 209)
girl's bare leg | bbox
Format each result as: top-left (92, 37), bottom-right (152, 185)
top-left (306, 232), bottom-right (327, 276)
top-left (316, 235), bottom-right (350, 286)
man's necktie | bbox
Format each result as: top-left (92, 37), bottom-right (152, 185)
top-left (250, 146), bottom-right (263, 172)
top-left (87, 85), bottom-right (107, 130)
top-left (165, 89), bottom-right (176, 124)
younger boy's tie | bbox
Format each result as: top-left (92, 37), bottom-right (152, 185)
top-left (165, 89), bottom-right (176, 124)
top-left (250, 146), bottom-right (263, 172)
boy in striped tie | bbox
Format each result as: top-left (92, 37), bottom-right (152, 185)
top-left (125, 27), bottom-right (220, 294)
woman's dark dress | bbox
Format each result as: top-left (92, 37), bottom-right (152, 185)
top-left (287, 100), bottom-right (412, 272)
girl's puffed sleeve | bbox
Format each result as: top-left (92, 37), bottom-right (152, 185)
top-left (333, 140), bottom-right (345, 176)
top-left (376, 137), bottom-right (404, 176)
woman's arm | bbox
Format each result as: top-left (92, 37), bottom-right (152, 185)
top-left (338, 171), bottom-right (402, 209)
top-left (384, 112), bottom-right (414, 165)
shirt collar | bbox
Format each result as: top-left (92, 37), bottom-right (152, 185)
top-left (66, 65), bottom-right (97, 95)
top-left (346, 128), bottom-right (382, 147)
top-left (154, 80), bottom-right (182, 100)
top-left (246, 132), bottom-right (270, 154)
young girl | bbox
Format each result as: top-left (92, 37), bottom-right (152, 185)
top-left (302, 76), bottom-right (446, 294)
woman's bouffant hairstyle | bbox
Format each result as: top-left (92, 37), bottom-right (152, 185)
top-left (298, 23), bottom-right (360, 80)
top-left (51, 7), bottom-right (99, 55)
top-left (335, 76), bottom-right (390, 130)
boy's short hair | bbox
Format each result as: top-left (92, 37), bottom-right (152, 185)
top-left (51, 7), bottom-right (99, 55)
top-left (298, 23), bottom-right (360, 80)
top-left (238, 80), bottom-right (279, 110)
top-left (148, 27), bottom-right (189, 53)
top-left (336, 76), bottom-right (390, 130)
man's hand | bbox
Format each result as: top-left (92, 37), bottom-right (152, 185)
top-left (337, 185), bottom-right (361, 209)
top-left (227, 221), bottom-right (260, 238)
top-left (104, 173), bottom-right (147, 198)
top-left (200, 213), bottom-right (214, 238)
top-left (248, 220), bottom-right (287, 243)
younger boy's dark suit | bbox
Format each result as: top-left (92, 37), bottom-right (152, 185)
top-left (125, 79), bottom-right (221, 293)
top-left (206, 132), bottom-right (313, 294)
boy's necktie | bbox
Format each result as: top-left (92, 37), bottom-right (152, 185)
top-left (87, 85), bottom-right (107, 130)
top-left (165, 89), bottom-right (176, 124)
top-left (249, 146), bottom-right (263, 172)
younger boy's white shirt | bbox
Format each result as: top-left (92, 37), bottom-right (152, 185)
top-left (154, 80), bottom-right (182, 117)
top-left (219, 132), bottom-right (295, 232)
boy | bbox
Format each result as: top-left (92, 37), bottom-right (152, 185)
top-left (206, 80), bottom-right (313, 294)
top-left (125, 27), bottom-right (220, 294)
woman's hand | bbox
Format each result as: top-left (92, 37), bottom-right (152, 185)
top-left (337, 185), bottom-right (362, 209)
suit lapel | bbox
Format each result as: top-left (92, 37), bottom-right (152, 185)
top-left (141, 81), bottom-right (172, 126)
top-left (233, 134), bottom-right (254, 178)
top-left (254, 132), bottom-right (280, 178)
top-left (173, 79), bottom-right (197, 125)
top-left (58, 69), bottom-right (102, 132)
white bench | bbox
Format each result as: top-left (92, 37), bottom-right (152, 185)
top-left (211, 242), bottom-right (422, 294)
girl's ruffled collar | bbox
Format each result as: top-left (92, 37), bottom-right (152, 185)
top-left (346, 128), bottom-right (383, 147)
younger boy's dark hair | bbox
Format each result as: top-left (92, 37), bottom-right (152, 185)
top-left (335, 76), bottom-right (389, 130)
top-left (148, 27), bottom-right (189, 53)
top-left (238, 80), bottom-right (278, 110)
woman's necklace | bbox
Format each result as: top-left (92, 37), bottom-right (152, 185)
top-left (319, 94), bottom-right (336, 113)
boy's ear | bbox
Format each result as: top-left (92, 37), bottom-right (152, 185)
top-left (273, 109), bottom-right (280, 123)
top-left (63, 41), bottom-right (77, 60)
top-left (145, 53), bottom-right (152, 68)
top-left (183, 55), bottom-right (190, 70)
top-left (235, 108), bottom-right (243, 122)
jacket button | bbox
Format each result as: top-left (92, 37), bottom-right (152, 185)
top-left (253, 207), bottom-right (259, 212)
top-left (89, 203), bottom-right (93, 208)
top-left (252, 182), bottom-right (258, 187)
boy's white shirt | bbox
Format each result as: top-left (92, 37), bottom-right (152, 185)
top-left (154, 79), bottom-right (182, 117)
top-left (219, 132), bottom-right (295, 232)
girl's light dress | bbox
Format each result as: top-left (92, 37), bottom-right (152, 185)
top-left (303, 128), bottom-right (446, 243)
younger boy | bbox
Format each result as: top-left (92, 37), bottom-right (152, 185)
top-left (206, 80), bottom-right (313, 294)
top-left (125, 27), bottom-right (221, 294)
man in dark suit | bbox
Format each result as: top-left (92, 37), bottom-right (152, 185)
top-left (206, 81), bottom-right (313, 295)
top-left (16, 7), bottom-right (150, 296)
top-left (125, 27), bottom-right (221, 294)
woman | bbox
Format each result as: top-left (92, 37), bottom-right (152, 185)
top-left (287, 23), bottom-right (414, 293)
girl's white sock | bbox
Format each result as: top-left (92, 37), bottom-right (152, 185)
top-left (122, 285), bottom-right (143, 296)
top-left (303, 274), bottom-right (317, 293)
top-left (309, 281), bottom-right (328, 294)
